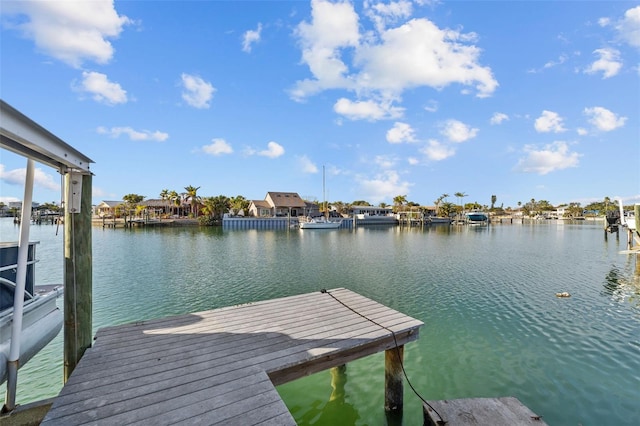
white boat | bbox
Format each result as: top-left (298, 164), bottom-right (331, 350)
top-left (354, 214), bottom-right (398, 225)
top-left (0, 242), bottom-right (63, 384)
top-left (428, 216), bottom-right (453, 225)
top-left (299, 166), bottom-right (342, 229)
top-left (465, 211), bottom-right (489, 223)
top-left (298, 215), bottom-right (342, 229)
top-left (617, 198), bottom-right (637, 231)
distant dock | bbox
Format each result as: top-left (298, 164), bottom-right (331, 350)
top-left (41, 288), bottom-right (422, 425)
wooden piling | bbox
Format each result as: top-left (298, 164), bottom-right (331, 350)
top-left (384, 345), bottom-right (404, 411)
top-left (63, 172), bottom-right (93, 382)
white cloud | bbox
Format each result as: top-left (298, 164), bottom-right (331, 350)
top-left (616, 6), bottom-right (640, 49)
top-left (97, 126), bottom-right (168, 141)
top-left (490, 112), bottom-right (509, 125)
top-left (423, 100), bottom-right (438, 112)
top-left (333, 98), bottom-right (404, 121)
top-left (290, 0), bottom-right (360, 100)
top-left (374, 155), bottom-right (398, 169)
top-left (352, 18), bottom-right (497, 98)
top-left (202, 138), bottom-right (233, 156)
top-left (576, 127), bottom-right (588, 136)
top-left (420, 139), bottom-right (455, 161)
top-left (386, 122), bottom-right (416, 143)
top-left (514, 141), bottom-right (580, 175)
top-left (357, 169), bottom-right (412, 204)
top-left (584, 107), bottom-right (627, 131)
top-left (242, 23), bottom-right (262, 53)
top-left (584, 48), bottom-right (622, 79)
top-left (77, 71), bottom-right (127, 105)
top-left (1, 0), bottom-right (130, 68)
top-left (534, 110), bottom-right (566, 133)
top-left (365, 0), bottom-right (413, 33)
top-left (298, 155), bottom-right (318, 173)
top-left (0, 164), bottom-right (60, 191)
top-left (181, 73), bottom-right (215, 109)
top-left (440, 119), bottom-right (478, 143)
top-left (250, 141), bottom-right (285, 159)
top-left (543, 54), bottom-right (568, 70)
top-left (407, 157), bottom-right (419, 165)
top-left (291, 1), bottom-right (497, 101)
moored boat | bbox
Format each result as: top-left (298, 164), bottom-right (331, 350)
top-left (298, 216), bottom-right (342, 229)
top-left (428, 216), bottom-right (453, 224)
top-left (0, 242), bottom-right (63, 384)
top-left (299, 166), bottom-right (342, 229)
top-left (617, 198), bottom-right (637, 231)
top-left (354, 214), bottom-right (398, 225)
top-left (465, 211), bottom-right (489, 223)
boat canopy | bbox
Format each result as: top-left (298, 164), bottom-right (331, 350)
top-left (0, 100), bottom-right (93, 173)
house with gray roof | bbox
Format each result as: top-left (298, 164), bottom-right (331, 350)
top-left (248, 192), bottom-right (317, 217)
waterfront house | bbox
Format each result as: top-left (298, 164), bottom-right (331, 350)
top-left (140, 198), bottom-right (173, 217)
top-left (248, 199), bottom-right (272, 217)
top-left (95, 200), bottom-right (122, 217)
top-left (248, 192), bottom-right (310, 217)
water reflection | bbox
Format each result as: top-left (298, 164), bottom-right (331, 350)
top-left (602, 259), bottom-right (640, 307)
top-left (297, 365), bottom-right (360, 425)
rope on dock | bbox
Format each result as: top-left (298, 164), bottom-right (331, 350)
top-left (319, 288), bottom-right (446, 425)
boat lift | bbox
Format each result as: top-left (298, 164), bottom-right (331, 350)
top-left (0, 100), bottom-right (94, 413)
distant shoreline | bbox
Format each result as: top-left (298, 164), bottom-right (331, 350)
top-left (92, 217), bottom-right (200, 227)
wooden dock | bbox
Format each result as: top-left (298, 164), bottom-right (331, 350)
top-left (423, 397), bottom-right (548, 425)
top-left (41, 288), bottom-right (423, 425)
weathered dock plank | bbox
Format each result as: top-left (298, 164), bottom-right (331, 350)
top-left (42, 288), bottom-right (423, 425)
top-left (423, 397), bottom-right (548, 426)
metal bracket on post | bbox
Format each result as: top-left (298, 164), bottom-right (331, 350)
top-left (66, 172), bottom-right (82, 214)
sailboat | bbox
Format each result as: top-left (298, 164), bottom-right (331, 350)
top-left (299, 166), bottom-right (342, 229)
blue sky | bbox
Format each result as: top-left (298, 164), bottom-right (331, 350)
top-left (1, 0), bottom-right (638, 208)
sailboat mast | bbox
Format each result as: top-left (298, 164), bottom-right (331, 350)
top-left (323, 166), bottom-right (326, 219)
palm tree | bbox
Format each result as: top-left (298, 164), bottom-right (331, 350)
top-left (168, 190), bottom-right (181, 216)
top-left (159, 189), bottom-right (169, 216)
top-left (393, 195), bottom-right (407, 213)
top-left (202, 195), bottom-right (231, 221)
top-left (230, 195), bottom-right (249, 216)
top-left (440, 202), bottom-right (455, 218)
top-left (184, 185), bottom-right (201, 217)
top-left (122, 194), bottom-right (145, 222)
top-left (454, 192), bottom-right (467, 216)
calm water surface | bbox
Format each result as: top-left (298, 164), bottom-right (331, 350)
top-left (1, 218), bottom-right (639, 425)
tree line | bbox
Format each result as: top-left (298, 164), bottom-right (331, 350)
top-left (113, 189), bottom-right (628, 223)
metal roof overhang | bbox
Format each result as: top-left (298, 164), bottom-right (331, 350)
top-left (0, 99), bottom-right (93, 173)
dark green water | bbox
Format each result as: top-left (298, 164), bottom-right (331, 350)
top-left (1, 218), bottom-right (639, 425)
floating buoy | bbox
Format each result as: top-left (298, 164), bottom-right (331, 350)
top-left (555, 292), bottom-right (571, 298)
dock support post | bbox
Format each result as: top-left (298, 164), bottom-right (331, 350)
top-left (64, 171), bottom-right (93, 382)
top-left (635, 204), bottom-right (640, 248)
top-left (384, 345), bottom-right (404, 412)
